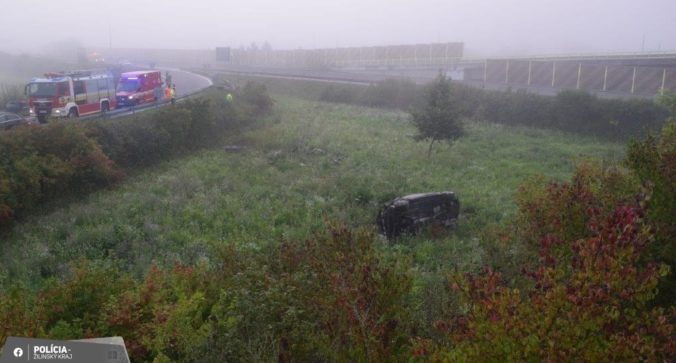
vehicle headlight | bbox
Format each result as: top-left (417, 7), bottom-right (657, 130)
top-left (129, 95), bottom-right (134, 99)
top-left (55, 109), bottom-right (61, 114)
top-left (29, 108), bottom-right (34, 114)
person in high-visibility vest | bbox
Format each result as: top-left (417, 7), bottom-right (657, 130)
top-left (164, 85), bottom-right (172, 101)
top-left (226, 92), bottom-right (233, 103)
top-left (165, 72), bottom-right (172, 89)
top-left (170, 84), bottom-right (176, 105)
top-left (153, 84), bottom-right (164, 105)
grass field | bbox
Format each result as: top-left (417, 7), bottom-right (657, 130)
top-left (0, 92), bottom-right (624, 288)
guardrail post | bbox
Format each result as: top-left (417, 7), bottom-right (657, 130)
top-left (661, 68), bottom-right (667, 95)
top-left (527, 60), bottom-right (532, 86)
top-left (603, 65), bottom-right (608, 91)
top-left (576, 63), bottom-right (582, 89)
top-left (631, 66), bottom-right (636, 94)
top-left (505, 59), bottom-right (510, 84)
top-left (414, 45), bottom-right (417, 65)
top-left (551, 61), bottom-right (557, 88)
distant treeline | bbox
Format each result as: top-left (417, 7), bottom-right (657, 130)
top-left (318, 78), bottom-right (668, 141)
top-left (0, 51), bottom-right (70, 85)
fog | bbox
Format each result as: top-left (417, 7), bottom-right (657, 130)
top-left (1, 0), bottom-right (675, 57)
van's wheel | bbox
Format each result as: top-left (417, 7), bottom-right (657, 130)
top-left (101, 102), bottom-right (110, 113)
top-left (67, 108), bottom-right (78, 119)
top-left (37, 115), bottom-right (47, 124)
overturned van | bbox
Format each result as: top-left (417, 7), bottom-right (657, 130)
top-left (377, 192), bottom-right (460, 239)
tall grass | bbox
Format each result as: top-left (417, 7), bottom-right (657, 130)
top-left (0, 95), bottom-right (623, 288)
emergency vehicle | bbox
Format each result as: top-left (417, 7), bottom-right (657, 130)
top-left (26, 70), bottom-right (116, 123)
top-left (116, 70), bottom-right (163, 106)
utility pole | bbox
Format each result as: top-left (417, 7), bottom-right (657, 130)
top-left (108, 16), bottom-right (112, 49)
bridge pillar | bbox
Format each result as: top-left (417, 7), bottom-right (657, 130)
top-left (505, 60), bottom-right (510, 84)
top-left (527, 60), bottom-right (532, 86)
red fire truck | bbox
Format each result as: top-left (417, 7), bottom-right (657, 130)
top-left (116, 70), bottom-right (163, 106)
top-left (27, 70), bottom-right (117, 123)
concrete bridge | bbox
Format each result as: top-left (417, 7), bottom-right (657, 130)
top-left (92, 45), bottom-right (676, 99)
top-left (458, 52), bottom-right (676, 98)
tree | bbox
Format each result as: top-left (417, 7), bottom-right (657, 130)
top-left (412, 164), bottom-right (675, 361)
top-left (410, 73), bottom-right (464, 157)
top-left (657, 90), bottom-right (676, 117)
top-left (625, 119), bottom-right (675, 306)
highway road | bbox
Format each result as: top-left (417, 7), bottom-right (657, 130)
top-left (78, 67), bottom-right (212, 121)
top-left (159, 67), bottom-right (212, 98)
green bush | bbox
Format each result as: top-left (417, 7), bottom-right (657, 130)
top-left (319, 84), bottom-right (357, 104)
top-left (0, 122), bottom-right (122, 225)
top-left (91, 102), bottom-right (220, 167)
top-left (0, 85), bottom-right (274, 228)
top-left (626, 119), bottom-right (676, 305)
top-left (238, 81), bottom-right (274, 116)
top-left (468, 89), bottom-right (668, 141)
top-left (362, 78), bottom-right (420, 109)
top-left (413, 161), bottom-right (674, 362)
top-left (315, 78), bottom-right (668, 141)
top-left (512, 160), bottom-right (638, 257)
top-left (0, 261), bottom-right (216, 362)
top-left (1, 223), bottom-right (413, 362)
top-left (319, 78), bottom-right (420, 110)
top-left (89, 114), bottom-right (173, 167)
top-left (201, 223), bottom-right (413, 362)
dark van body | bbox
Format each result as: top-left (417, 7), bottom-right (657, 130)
top-left (377, 192), bottom-right (460, 239)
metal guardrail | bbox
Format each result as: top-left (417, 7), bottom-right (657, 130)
top-left (212, 69), bottom-right (373, 86)
top-left (476, 50), bottom-right (676, 62)
top-left (78, 96), bottom-right (187, 122)
top-left (209, 65), bottom-right (670, 101)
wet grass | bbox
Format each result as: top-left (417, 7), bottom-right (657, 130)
top-left (0, 94), bottom-right (624, 288)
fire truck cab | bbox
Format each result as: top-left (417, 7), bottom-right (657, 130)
top-left (26, 70), bottom-right (116, 123)
top-left (116, 70), bottom-right (163, 106)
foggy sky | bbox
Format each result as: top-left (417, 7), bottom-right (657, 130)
top-left (1, 0), bottom-right (675, 57)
